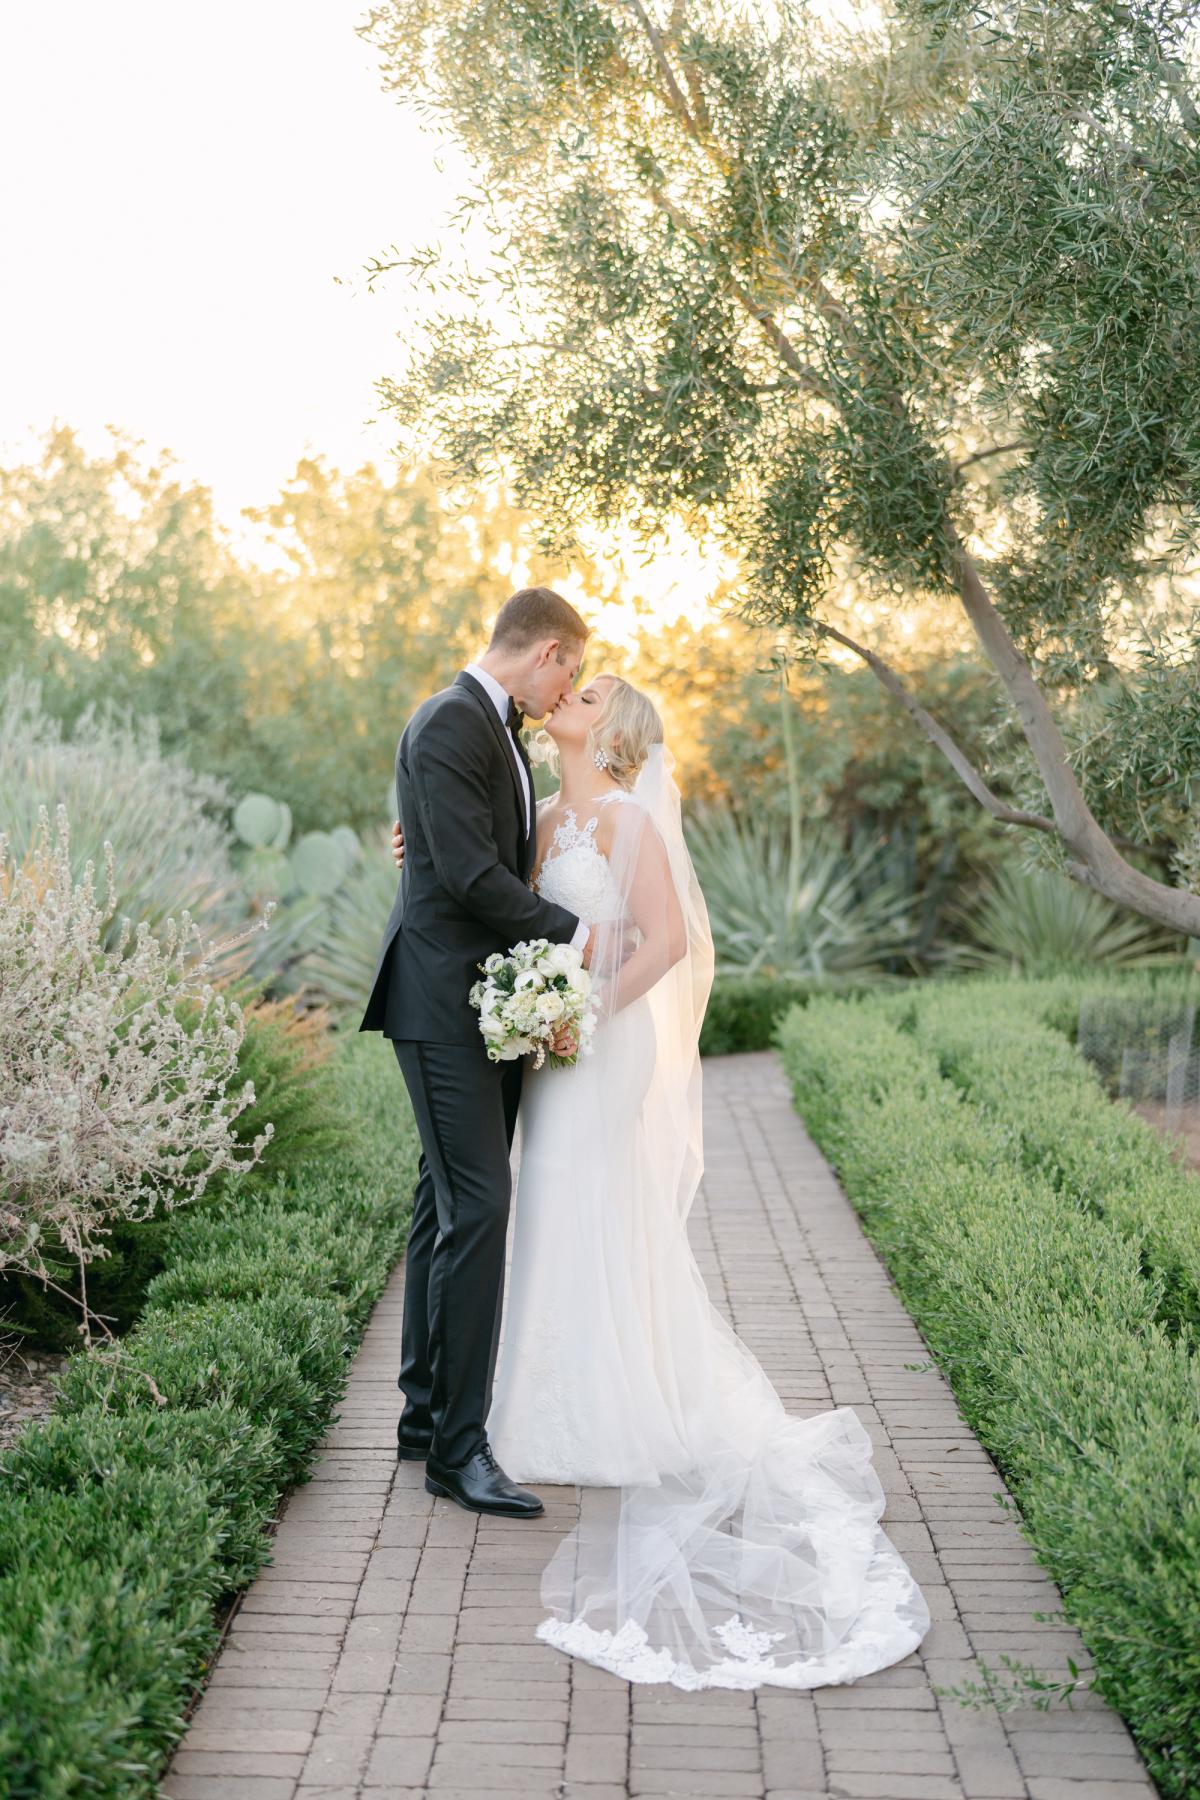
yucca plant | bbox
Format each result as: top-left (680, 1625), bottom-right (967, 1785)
top-left (686, 803), bottom-right (917, 983)
top-left (955, 864), bottom-right (1182, 978)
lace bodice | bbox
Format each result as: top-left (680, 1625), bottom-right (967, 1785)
top-left (534, 800), bottom-right (630, 923)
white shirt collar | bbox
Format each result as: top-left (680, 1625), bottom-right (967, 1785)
top-left (463, 662), bottom-right (512, 725)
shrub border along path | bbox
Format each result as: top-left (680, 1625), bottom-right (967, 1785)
top-left (0, 1031), bottom-right (419, 1800)
top-left (158, 1053), bottom-right (1151, 1800)
top-left (780, 977), bottom-right (1200, 1800)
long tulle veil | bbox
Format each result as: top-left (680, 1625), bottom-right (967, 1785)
top-left (533, 742), bottom-right (930, 1690)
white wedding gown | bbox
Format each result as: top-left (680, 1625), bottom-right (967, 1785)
top-left (486, 783), bottom-right (930, 1691)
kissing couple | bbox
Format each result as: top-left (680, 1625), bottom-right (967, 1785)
top-left (360, 585), bottom-right (930, 1690)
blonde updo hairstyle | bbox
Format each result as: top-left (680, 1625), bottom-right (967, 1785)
top-left (589, 676), bottom-right (664, 792)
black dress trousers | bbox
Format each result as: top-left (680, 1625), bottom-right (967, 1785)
top-left (392, 1038), bottom-right (523, 1469)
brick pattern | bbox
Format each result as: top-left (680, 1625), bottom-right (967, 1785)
top-left (162, 1052), bottom-right (1155, 1800)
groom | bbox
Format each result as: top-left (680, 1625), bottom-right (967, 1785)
top-left (359, 587), bottom-right (592, 1518)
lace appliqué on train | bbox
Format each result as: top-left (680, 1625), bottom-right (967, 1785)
top-left (536, 1544), bottom-right (926, 1691)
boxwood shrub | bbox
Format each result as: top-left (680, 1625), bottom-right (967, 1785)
top-left (903, 982), bottom-right (1200, 1339)
top-left (779, 982), bottom-right (1200, 1799)
top-left (0, 1029), bottom-right (419, 1800)
top-left (698, 972), bottom-right (910, 1056)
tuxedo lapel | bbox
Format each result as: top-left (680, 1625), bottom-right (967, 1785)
top-left (512, 729), bottom-right (537, 879)
top-left (454, 670), bottom-right (529, 861)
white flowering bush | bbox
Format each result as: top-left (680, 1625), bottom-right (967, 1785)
top-left (0, 803), bottom-right (274, 1334)
top-left (469, 938), bottom-right (595, 1069)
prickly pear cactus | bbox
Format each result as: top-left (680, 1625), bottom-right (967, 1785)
top-left (290, 830), bottom-right (349, 898)
top-left (331, 824), bottom-right (361, 865)
top-left (269, 800), bottom-right (293, 850)
top-left (242, 847), bottom-right (295, 901)
top-left (233, 793), bottom-right (284, 849)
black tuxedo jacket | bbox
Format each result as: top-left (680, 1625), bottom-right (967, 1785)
top-left (359, 671), bottom-right (580, 1043)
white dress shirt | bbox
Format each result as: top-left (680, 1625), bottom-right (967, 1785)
top-left (463, 663), bottom-right (589, 954)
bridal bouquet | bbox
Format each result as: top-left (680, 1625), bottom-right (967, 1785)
top-left (469, 938), bottom-right (596, 1069)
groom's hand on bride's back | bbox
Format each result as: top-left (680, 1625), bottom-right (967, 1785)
top-left (391, 820), bottom-right (405, 870)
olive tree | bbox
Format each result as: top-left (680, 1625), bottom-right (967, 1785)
top-left (360, 0), bottom-right (1200, 932)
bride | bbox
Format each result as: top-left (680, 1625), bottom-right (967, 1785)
top-left (482, 671), bottom-right (931, 1692)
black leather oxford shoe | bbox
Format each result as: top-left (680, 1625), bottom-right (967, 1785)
top-left (424, 1441), bottom-right (545, 1517)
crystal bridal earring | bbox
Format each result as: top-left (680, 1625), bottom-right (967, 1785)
top-left (593, 746), bottom-right (610, 771)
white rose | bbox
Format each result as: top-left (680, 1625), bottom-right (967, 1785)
top-left (537, 992), bottom-right (565, 1024)
top-left (543, 942), bottom-right (582, 979)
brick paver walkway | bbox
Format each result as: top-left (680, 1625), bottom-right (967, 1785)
top-left (163, 1053), bottom-right (1155, 1800)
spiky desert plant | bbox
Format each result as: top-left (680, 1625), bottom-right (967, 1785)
top-left (687, 803), bottom-right (916, 981)
top-left (0, 804), bottom-right (274, 1337)
top-left (289, 826), bottom-right (399, 1017)
top-left (956, 864), bottom-right (1181, 977)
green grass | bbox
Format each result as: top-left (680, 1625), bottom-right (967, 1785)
top-left (779, 976), bottom-right (1200, 1800)
top-left (0, 1028), bottom-right (418, 1800)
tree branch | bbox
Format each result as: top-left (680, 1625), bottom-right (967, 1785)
top-left (665, 0), bottom-right (712, 132)
top-left (648, 184), bottom-right (837, 402)
top-left (815, 621), bottom-right (1057, 834)
top-left (820, 619), bottom-right (1166, 861)
top-left (952, 440), bottom-right (1033, 476)
top-left (943, 523), bottom-right (1200, 934)
top-left (1162, 57), bottom-right (1200, 138)
top-left (623, 6), bottom-right (1200, 936)
top-left (624, 0), bottom-right (698, 134)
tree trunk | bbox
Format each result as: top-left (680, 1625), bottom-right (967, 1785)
top-left (944, 527), bottom-right (1200, 937)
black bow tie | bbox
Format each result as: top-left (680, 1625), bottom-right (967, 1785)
top-left (506, 697), bottom-right (524, 733)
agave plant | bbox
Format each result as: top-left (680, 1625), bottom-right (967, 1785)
top-left (955, 863), bottom-right (1182, 976)
top-left (288, 825), bottom-right (398, 1016)
top-left (686, 803), bottom-right (918, 983)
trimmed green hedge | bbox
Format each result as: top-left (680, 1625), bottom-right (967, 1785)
top-left (779, 979), bottom-right (1200, 1800)
top-left (0, 1030), bottom-right (418, 1800)
top-left (699, 973), bottom-right (912, 1056)
top-left (904, 982), bottom-right (1200, 1339)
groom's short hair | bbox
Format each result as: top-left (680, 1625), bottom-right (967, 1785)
top-left (489, 587), bottom-right (589, 655)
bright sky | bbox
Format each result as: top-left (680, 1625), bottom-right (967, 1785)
top-left (0, 1), bottom-right (731, 638)
top-left (0, 1), bottom-right (458, 536)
